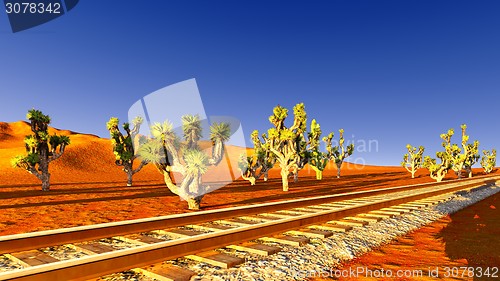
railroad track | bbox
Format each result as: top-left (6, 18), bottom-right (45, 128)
top-left (0, 175), bottom-right (498, 281)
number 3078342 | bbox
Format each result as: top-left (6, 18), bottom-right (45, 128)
top-left (5, 2), bottom-right (61, 14)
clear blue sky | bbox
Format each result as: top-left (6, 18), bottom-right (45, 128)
top-left (1, 1), bottom-right (499, 166)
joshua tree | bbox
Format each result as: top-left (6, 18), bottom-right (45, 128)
top-left (238, 130), bottom-right (275, 185)
top-left (401, 144), bottom-right (425, 178)
top-left (463, 142), bottom-right (480, 178)
top-left (480, 149), bottom-right (497, 174)
top-left (138, 115), bottom-right (231, 210)
top-left (450, 124), bottom-right (480, 179)
top-left (11, 109), bottom-right (70, 191)
top-left (264, 103), bottom-right (307, 191)
top-left (307, 119), bottom-right (330, 180)
top-left (106, 117), bottom-right (148, 186)
top-left (329, 129), bottom-right (354, 178)
top-left (289, 103), bottom-right (308, 183)
top-left (423, 129), bottom-right (456, 182)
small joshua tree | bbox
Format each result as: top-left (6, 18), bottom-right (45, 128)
top-left (329, 129), bottom-right (354, 178)
top-left (11, 109), bottom-right (70, 191)
top-left (238, 130), bottom-right (275, 185)
top-left (106, 117), bottom-right (148, 186)
top-left (401, 144), bottom-right (425, 178)
top-left (481, 149), bottom-right (496, 174)
top-left (138, 115), bottom-right (231, 210)
top-left (423, 129), bottom-right (456, 182)
top-left (307, 119), bottom-right (330, 180)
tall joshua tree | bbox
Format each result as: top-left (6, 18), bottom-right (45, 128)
top-left (423, 129), bottom-right (456, 182)
top-left (480, 149), bottom-right (496, 174)
top-left (11, 109), bottom-right (70, 191)
top-left (106, 117), bottom-right (148, 186)
top-left (289, 103), bottom-right (308, 183)
top-left (450, 124), bottom-right (480, 179)
top-left (330, 129), bottom-right (354, 178)
top-left (138, 115), bottom-right (231, 210)
top-left (401, 144), bottom-right (425, 178)
top-left (264, 103), bottom-right (307, 191)
top-left (307, 119), bottom-right (330, 180)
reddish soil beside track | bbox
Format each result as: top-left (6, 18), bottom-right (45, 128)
top-left (0, 121), bottom-right (497, 237)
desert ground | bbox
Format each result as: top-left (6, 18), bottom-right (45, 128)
top-left (1, 121), bottom-right (498, 280)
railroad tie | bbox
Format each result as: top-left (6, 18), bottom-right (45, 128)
top-left (185, 250), bottom-right (245, 269)
top-left (73, 242), bottom-right (115, 254)
top-left (357, 213), bottom-right (393, 219)
top-left (327, 219), bottom-right (368, 227)
top-left (226, 242), bottom-right (280, 256)
top-left (4, 250), bottom-right (59, 268)
top-left (400, 202), bottom-right (429, 208)
top-left (258, 212), bottom-right (295, 219)
top-left (153, 228), bottom-right (206, 239)
top-left (186, 223), bottom-right (234, 232)
top-left (285, 229), bottom-right (333, 239)
top-left (369, 210), bottom-right (403, 216)
top-left (394, 205), bottom-right (421, 211)
top-left (259, 235), bottom-right (310, 246)
top-left (381, 207), bottom-right (411, 213)
top-left (343, 215), bottom-right (381, 223)
top-left (216, 218), bottom-right (260, 227)
top-left (307, 224), bottom-right (353, 232)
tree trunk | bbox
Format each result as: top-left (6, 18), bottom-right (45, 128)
top-left (187, 196), bottom-right (203, 210)
top-left (263, 171), bottom-right (268, 181)
top-left (336, 162), bottom-right (342, 178)
top-left (311, 166), bottom-right (322, 180)
top-left (294, 167), bottom-right (299, 183)
top-left (281, 169), bottom-right (289, 191)
top-left (127, 170), bottom-right (133, 186)
top-left (41, 172), bottom-right (50, 191)
top-left (411, 169), bottom-right (415, 179)
top-left (316, 170), bottom-right (323, 180)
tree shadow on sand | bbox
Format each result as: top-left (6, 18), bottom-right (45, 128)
top-left (436, 189), bottom-right (499, 281)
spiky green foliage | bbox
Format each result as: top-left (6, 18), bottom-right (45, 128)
top-left (481, 149), bottom-right (496, 174)
top-left (446, 124), bottom-right (480, 178)
top-left (423, 129), bottom-right (455, 182)
top-left (182, 114), bottom-right (202, 149)
top-left (12, 109), bottom-right (70, 191)
top-left (307, 119), bottom-right (330, 180)
top-left (329, 129), bottom-right (355, 178)
top-left (138, 114), bottom-right (231, 210)
top-left (106, 116), bottom-right (148, 186)
top-left (401, 144), bottom-right (425, 178)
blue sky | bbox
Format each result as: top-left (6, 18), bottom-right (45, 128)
top-left (1, 1), bottom-right (499, 166)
